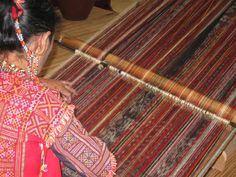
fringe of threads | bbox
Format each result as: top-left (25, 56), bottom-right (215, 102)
top-left (46, 104), bottom-right (75, 147)
top-left (107, 153), bottom-right (117, 177)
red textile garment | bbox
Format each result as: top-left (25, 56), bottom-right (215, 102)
top-left (0, 71), bottom-right (116, 177)
top-left (24, 134), bottom-right (61, 177)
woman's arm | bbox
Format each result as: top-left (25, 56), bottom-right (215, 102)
top-left (39, 78), bottom-right (77, 103)
top-left (51, 117), bottom-right (116, 177)
top-left (28, 83), bottom-right (116, 176)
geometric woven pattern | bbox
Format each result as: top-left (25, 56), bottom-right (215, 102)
top-left (77, 147), bottom-right (99, 168)
top-left (0, 72), bottom-right (65, 176)
top-left (54, 117), bottom-right (116, 177)
top-left (0, 71), bottom-right (116, 177)
top-left (53, 0), bottom-right (236, 176)
top-left (0, 72), bottom-right (43, 176)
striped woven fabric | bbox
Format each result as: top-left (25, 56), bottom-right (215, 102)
top-left (87, 0), bottom-right (236, 110)
top-left (53, 0), bottom-right (236, 176)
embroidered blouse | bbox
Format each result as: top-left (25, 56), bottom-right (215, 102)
top-left (0, 71), bottom-right (116, 177)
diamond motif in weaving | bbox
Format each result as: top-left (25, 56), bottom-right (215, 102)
top-left (61, 131), bottom-right (78, 149)
top-left (10, 95), bottom-right (30, 108)
top-left (0, 92), bottom-right (11, 101)
top-left (0, 170), bottom-right (14, 177)
top-left (26, 113), bottom-right (50, 139)
top-left (4, 113), bottom-right (22, 128)
top-left (36, 91), bottom-right (61, 120)
top-left (23, 80), bottom-right (40, 92)
top-left (0, 71), bottom-right (48, 176)
top-left (26, 89), bottom-right (68, 142)
top-left (0, 80), bottom-right (13, 92)
top-left (78, 147), bottom-right (99, 168)
top-left (0, 138), bottom-right (16, 160)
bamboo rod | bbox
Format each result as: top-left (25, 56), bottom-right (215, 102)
top-left (55, 34), bottom-right (236, 124)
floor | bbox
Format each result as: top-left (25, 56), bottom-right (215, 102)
top-left (43, 1), bottom-right (236, 176)
top-left (42, 0), bottom-right (138, 77)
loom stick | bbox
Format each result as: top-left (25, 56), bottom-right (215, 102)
top-left (55, 34), bottom-right (236, 124)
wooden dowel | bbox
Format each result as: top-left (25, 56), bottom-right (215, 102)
top-left (55, 34), bottom-right (236, 124)
top-left (56, 34), bottom-right (103, 56)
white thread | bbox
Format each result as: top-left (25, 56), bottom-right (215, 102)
top-left (76, 50), bottom-right (230, 125)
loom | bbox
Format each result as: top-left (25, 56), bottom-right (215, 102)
top-left (52, 0), bottom-right (236, 176)
top-left (56, 35), bottom-right (236, 124)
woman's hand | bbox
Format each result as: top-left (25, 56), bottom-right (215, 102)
top-left (39, 78), bottom-right (77, 103)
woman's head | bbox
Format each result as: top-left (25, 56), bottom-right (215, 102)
top-left (0, 0), bottom-right (56, 52)
top-left (0, 0), bottom-right (56, 75)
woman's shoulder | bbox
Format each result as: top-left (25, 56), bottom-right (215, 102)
top-left (0, 71), bottom-right (62, 103)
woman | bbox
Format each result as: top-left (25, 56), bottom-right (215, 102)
top-left (0, 0), bottom-right (116, 176)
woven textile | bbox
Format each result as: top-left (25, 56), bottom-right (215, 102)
top-left (55, 58), bottom-right (233, 177)
top-left (0, 71), bottom-right (54, 176)
top-left (0, 71), bottom-right (116, 177)
top-left (54, 0), bottom-right (236, 176)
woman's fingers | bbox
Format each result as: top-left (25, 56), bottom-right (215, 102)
top-left (61, 92), bottom-right (71, 103)
top-left (61, 81), bottom-right (77, 95)
top-left (63, 84), bottom-right (78, 96)
top-left (58, 81), bottom-right (77, 103)
top-left (39, 78), bottom-right (77, 103)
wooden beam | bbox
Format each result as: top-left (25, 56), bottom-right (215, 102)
top-left (55, 34), bottom-right (236, 124)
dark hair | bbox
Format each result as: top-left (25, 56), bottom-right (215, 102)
top-left (0, 0), bottom-right (56, 52)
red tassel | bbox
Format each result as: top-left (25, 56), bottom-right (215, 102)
top-left (11, 0), bottom-right (24, 20)
top-left (11, 6), bottom-right (18, 20)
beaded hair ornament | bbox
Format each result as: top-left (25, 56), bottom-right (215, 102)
top-left (11, 0), bottom-right (39, 76)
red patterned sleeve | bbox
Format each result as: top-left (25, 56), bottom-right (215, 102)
top-left (52, 116), bottom-right (116, 177)
top-left (28, 88), bottom-right (116, 177)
